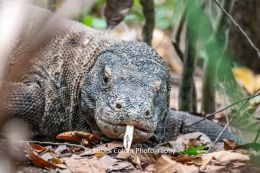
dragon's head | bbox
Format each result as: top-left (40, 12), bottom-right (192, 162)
top-left (81, 41), bottom-right (170, 142)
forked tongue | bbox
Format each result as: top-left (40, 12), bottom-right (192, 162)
top-left (123, 125), bottom-right (134, 153)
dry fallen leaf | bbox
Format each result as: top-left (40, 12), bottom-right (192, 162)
top-left (175, 132), bottom-right (212, 148)
top-left (207, 150), bottom-right (249, 163)
top-left (74, 131), bottom-right (100, 141)
top-left (172, 154), bottom-right (202, 166)
top-left (56, 131), bottom-right (100, 141)
top-left (56, 132), bottom-right (81, 141)
top-left (30, 143), bottom-right (46, 153)
top-left (188, 138), bottom-right (202, 147)
top-left (64, 155), bottom-right (135, 173)
top-left (200, 150), bottom-right (250, 170)
top-left (172, 154), bottom-right (191, 162)
top-left (191, 156), bottom-right (202, 166)
top-left (124, 125), bottom-right (134, 152)
top-left (116, 146), bottom-right (160, 169)
top-left (80, 141), bottom-right (123, 156)
top-left (154, 155), bottom-right (198, 173)
top-left (232, 67), bottom-right (260, 94)
top-left (25, 144), bottom-right (66, 169)
top-left (223, 139), bottom-right (239, 150)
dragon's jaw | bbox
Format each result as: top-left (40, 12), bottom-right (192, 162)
top-left (95, 108), bottom-right (156, 142)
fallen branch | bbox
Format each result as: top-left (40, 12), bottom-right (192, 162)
top-left (17, 140), bottom-right (89, 150)
top-left (208, 97), bottom-right (250, 152)
top-left (185, 92), bottom-right (260, 127)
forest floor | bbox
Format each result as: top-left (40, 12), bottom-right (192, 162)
top-left (6, 74), bottom-right (259, 173)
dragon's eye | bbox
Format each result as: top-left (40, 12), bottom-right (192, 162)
top-left (103, 65), bottom-right (112, 85)
top-left (103, 76), bottom-right (109, 83)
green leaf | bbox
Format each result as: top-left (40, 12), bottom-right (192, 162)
top-left (81, 16), bottom-right (93, 26)
top-left (179, 146), bottom-right (206, 156)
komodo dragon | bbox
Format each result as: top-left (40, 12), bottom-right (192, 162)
top-left (0, 3), bottom-right (242, 144)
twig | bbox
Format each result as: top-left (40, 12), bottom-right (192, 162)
top-left (172, 5), bottom-right (187, 61)
top-left (171, 41), bottom-right (184, 61)
top-left (17, 140), bottom-right (89, 150)
top-left (185, 92), bottom-right (260, 127)
top-left (253, 129), bottom-right (260, 143)
top-left (212, 0), bottom-right (260, 58)
top-left (208, 97), bottom-right (249, 152)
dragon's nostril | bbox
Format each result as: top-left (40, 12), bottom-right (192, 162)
top-left (145, 110), bottom-right (150, 116)
top-left (116, 103), bottom-right (122, 109)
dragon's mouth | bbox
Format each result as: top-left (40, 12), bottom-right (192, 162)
top-left (95, 112), bottom-right (154, 142)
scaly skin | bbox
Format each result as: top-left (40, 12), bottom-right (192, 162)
top-left (0, 3), bottom-right (242, 144)
top-left (81, 42), bottom-right (170, 142)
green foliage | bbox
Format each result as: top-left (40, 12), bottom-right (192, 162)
top-left (179, 146), bottom-right (206, 155)
top-left (125, 0), bottom-right (144, 24)
top-left (80, 0), bottom-right (182, 30)
top-left (81, 16), bottom-right (106, 29)
top-left (180, 0), bottom-right (260, 139)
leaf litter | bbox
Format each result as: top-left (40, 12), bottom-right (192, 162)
top-left (19, 130), bottom-right (258, 173)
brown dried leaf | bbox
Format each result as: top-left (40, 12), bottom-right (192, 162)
top-left (64, 155), bottom-right (135, 173)
top-left (223, 139), bottom-right (239, 150)
top-left (200, 150), bottom-right (250, 170)
top-left (200, 154), bottom-right (213, 170)
top-left (104, 0), bottom-right (133, 29)
top-left (130, 152), bottom-right (142, 169)
top-left (116, 147), bottom-right (160, 168)
top-left (25, 144), bottom-right (66, 169)
top-left (209, 151), bottom-right (249, 163)
top-left (116, 151), bottom-right (131, 160)
top-left (80, 141), bottom-right (123, 156)
top-left (74, 131), bottom-right (100, 141)
top-left (204, 165), bottom-right (229, 172)
top-left (56, 131), bottom-right (81, 141)
top-left (56, 131), bottom-right (100, 141)
top-left (132, 151), bottom-right (160, 165)
top-left (175, 132), bottom-right (212, 148)
top-left (172, 154), bottom-right (191, 162)
top-left (30, 143), bottom-right (46, 153)
top-left (188, 139), bottom-right (202, 147)
top-left (191, 156), bottom-right (202, 166)
top-left (154, 155), bottom-right (198, 173)
top-left (107, 161), bottom-right (133, 172)
top-left (172, 154), bottom-right (202, 166)
top-left (68, 146), bottom-right (84, 153)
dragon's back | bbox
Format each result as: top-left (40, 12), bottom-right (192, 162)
top-left (6, 4), bottom-right (119, 136)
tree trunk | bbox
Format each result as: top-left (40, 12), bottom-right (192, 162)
top-left (178, 2), bottom-right (197, 113)
top-left (229, 0), bottom-right (260, 72)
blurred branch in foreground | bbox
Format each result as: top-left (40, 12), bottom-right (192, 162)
top-left (178, 0), bottom-right (197, 113)
top-left (140, 0), bottom-right (155, 45)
